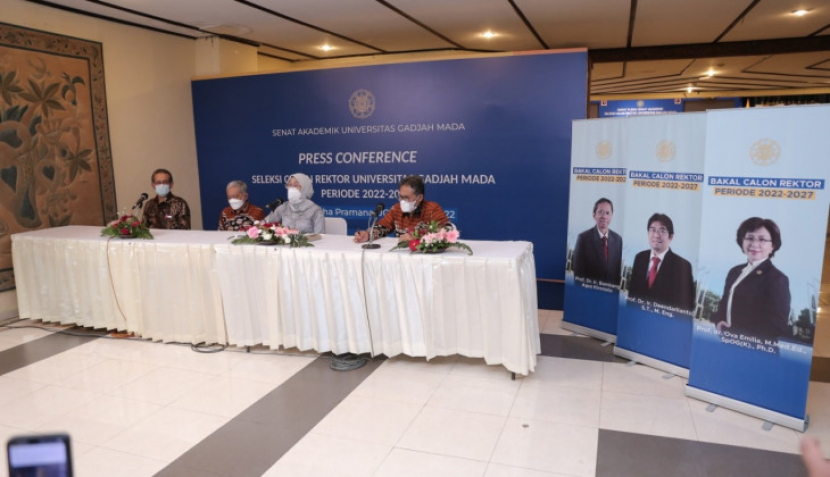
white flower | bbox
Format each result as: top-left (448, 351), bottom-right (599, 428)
top-left (262, 233), bottom-right (274, 241)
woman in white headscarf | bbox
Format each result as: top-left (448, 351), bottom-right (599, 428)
top-left (263, 173), bottom-right (325, 234)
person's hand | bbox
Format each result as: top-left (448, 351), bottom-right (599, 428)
top-left (801, 437), bottom-right (830, 477)
top-left (715, 321), bottom-right (730, 332)
top-left (354, 230), bottom-right (369, 243)
top-left (399, 232), bottom-right (414, 242)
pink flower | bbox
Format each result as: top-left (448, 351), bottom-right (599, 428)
top-left (445, 230), bottom-right (459, 243)
top-left (246, 227), bottom-right (260, 239)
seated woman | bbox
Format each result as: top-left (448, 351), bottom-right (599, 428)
top-left (263, 173), bottom-right (325, 234)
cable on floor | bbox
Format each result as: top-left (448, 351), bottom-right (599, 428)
top-left (329, 352), bottom-right (369, 371)
top-left (0, 323), bottom-right (323, 359)
top-left (190, 342), bottom-right (226, 353)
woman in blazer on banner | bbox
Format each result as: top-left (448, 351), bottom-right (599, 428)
top-left (711, 217), bottom-right (792, 342)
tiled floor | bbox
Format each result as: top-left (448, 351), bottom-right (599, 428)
top-left (0, 311), bottom-right (823, 476)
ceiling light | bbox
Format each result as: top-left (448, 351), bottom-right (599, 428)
top-left (706, 69), bottom-right (715, 77)
top-left (792, 9), bottom-right (809, 16)
top-left (481, 30), bottom-right (497, 39)
top-left (687, 86), bottom-right (693, 93)
top-left (319, 44), bottom-right (335, 51)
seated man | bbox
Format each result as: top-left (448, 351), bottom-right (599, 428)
top-left (219, 180), bottom-right (265, 231)
top-left (143, 168), bottom-right (191, 229)
top-left (354, 175), bottom-right (451, 243)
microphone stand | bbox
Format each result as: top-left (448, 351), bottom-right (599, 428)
top-left (131, 200), bottom-right (146, 221)
top-left (362, 214), bottom-right (381, 250)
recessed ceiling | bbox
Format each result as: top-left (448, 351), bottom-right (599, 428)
top-left (25, 0), bottom-right (830, 95)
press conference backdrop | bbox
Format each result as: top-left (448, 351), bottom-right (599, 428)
top-left (191, 51), bottom-right (588, 282)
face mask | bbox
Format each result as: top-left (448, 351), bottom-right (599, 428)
top-left (155, 184), bottom-right (170, 197)
top-left (228, 198), bottom-right (244, 210)
top-left (400, 199), bottom-right (417, 213)
top-left (287, 187), bottom-right (302, 203)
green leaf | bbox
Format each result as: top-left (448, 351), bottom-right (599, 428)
top-left (44, 99), bottom-right (64, 111)
top-left (43, 83), bottom-right (59, 98)
top-left (27, 79), bottom-right (41, 97)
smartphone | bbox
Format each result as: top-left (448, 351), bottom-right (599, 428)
top-left (7, 433), bottom-right (73, 477)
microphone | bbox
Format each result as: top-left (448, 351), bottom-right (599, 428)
top-left (362, 203), bottom-right (385, 250)
top-left (132, 192), bottom-right (148, 210)
top-left (266, 197), bottom-right (284, 210)
top-left (370, 202), bottom-right (385, 217)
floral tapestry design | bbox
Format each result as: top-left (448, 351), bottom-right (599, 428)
top-left (0, 23), bottom-right (116, 291)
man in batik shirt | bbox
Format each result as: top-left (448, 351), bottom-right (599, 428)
top-left (353, 175), bottom-right (451, 243)
top-left (219, 180), bottom-right (265, 231)
top-left (142, 168), bottom-right (191, 230)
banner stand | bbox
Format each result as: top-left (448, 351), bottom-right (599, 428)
top-left (560, 321), bottom-right (616, 343)
top-left (614, 347), bottom-right (689, 378)
top-left (685, 385), bottom-right (807, 432)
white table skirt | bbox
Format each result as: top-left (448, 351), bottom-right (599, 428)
top-left (13, 226), bottom-right (540, 374)
top-left (12, 226), bottom-right (227, 345)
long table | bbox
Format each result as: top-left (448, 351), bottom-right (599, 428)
top-left (12, 226), bottom-right (540, 375)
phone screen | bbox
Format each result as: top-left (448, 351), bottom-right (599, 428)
top-left (7, 434), bottom-right (72, 477)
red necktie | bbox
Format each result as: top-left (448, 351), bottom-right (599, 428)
top-left (602, 236), bottom-right (608, 261)
top-left (648, 256), bottom-right (660, 288)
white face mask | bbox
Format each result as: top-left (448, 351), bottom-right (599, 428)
top-left (155, 184), bottom-right (170, 197)
top-left (400, 199), bottom-right (417, 213)
top-left (228, 198), bottom-right (244, 210)
top-left (287, 187), bottom-right (302, 203)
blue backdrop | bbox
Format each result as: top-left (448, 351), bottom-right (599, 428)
top-left (191, 52), bottom-right (587, 281)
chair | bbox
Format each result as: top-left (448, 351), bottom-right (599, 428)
top-left (324, 217), bottom-right (348, 235)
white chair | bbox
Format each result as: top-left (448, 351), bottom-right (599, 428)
top-left (324, 217), bottom-right (348, 235)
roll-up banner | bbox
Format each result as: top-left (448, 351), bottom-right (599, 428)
top-left (687, 105), bottom-right (830, 431)
top-left (614, 114), bottom-right (706, 375)
top-left (563, 118), bottom-right (627, 341)
top-left (191, 51), bottom-right (587, 284)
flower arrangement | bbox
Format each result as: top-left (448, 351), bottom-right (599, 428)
top-left (101, 215), bottom-right (153, 239)
top-left (390, 220), bottom-right (473, 255)
top-left (231, 221), bottom-right (314, 247)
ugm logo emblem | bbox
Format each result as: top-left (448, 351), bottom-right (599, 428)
top-left (750, 138), bottom-right (780, 166)
top-left (596, 140), bottom-right (612, 160)
top-left (349, 89), bottom-right (375, 119)
top-left (655, 140), bottom-right (676, 162)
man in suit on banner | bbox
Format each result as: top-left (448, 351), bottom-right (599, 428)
top-left (572, 198), bottom-right (623, 285)
top-left (628, 213), bottom-right (695, 311)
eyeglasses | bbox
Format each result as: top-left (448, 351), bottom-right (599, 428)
top-left (648, 227), bottom-right (669, 235)
top-left (743, 236), bottom-right (772, 244)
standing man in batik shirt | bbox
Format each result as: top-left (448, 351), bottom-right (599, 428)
top-left (353, 175), bottom-right (451, 243)
top-left (219, 180), bottom-right (265, 231)
top-left (142, 168), bottom-right (191, 230)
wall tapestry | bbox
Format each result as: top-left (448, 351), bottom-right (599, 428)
top-left (0, 22), bottom-right (116, 291)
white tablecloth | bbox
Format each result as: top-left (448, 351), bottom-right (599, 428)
top-left (12, 226), bottom-right (540, 374)
top-left (12, 226), bottom-right (228, 345)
